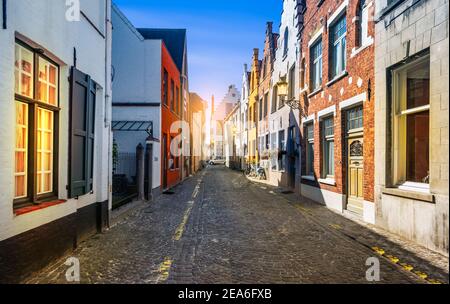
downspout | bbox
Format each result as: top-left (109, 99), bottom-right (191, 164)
top-left (2, 0), bottom-right (7, 29)
top-left (105, 0), bottom-right (113, 227)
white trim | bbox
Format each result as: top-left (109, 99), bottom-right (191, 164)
top-left (327, 0), bottom-right (349, 28)
top-left (339, 93), bottom-right (367, 110)
top-left (350, 36), bottom-right (374, 58)
top-left (400, 104), bottom-right (430, 116)
top-left (318, 178), bottom-right (336, 186)
top-left (318, 105), bottom-right (336, 119)
top-left (363, 201), bottom-right (375, 224)
top-left (308, 27), bottom-right (323, 47)
top-left (398, 182), bottom-right (430, 194)
top-left (303, 114), bottom-right (315, 124)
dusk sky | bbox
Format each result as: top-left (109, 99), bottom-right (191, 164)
top-left (114, 0), bottom-right (283, 106)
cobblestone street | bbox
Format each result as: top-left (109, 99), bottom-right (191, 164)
top-left (24, 166), bottom-right (447, 284)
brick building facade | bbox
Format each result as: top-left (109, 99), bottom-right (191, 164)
top-left (258, 22), bottom-right (279, 171)
top-left (299, 0), bottom-right (376, 222)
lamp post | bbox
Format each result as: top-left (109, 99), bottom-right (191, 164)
top-left (276, 76), bottom-right (301, 110)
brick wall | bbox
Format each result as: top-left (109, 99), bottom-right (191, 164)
top-left (300, 0), bottom-right (375, 203)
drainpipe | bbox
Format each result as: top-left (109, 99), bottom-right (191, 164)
top-left (105, 0), bottom-right (113, 227)
top-left (2, 0), bottom-right (7, 29)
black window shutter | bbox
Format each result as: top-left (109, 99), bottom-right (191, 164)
top-left (69, 67), bottom-right (96, 198)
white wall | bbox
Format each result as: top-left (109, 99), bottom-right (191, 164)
top-left (0, 0), bottom-right (111, 241)
top-left (269, 0), bottom-right (301, 186)
top-left (112, 6), bottom-right (162, 104)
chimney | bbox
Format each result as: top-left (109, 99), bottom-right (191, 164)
top-left (253, 48), bottom-right (259, 61)
top-left (266, 21), bottom-right (273, 34)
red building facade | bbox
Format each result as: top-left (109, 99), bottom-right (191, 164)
top-left (161, 43), bottom-right (182, 190)
top-left (299, 0), bottom-right (375, 222)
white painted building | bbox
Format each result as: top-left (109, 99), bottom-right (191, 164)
top-left (268, 0), bottom-right (303, 191)
top-left (239, 64), bottom-right (251, 169)
top-left (374, 0), bottom-right (449, 254)
top-left (0, 0), bottom-right (112, 282)
top-left (111, 4), bottom-right (161, 193)
top-left (224, 104), bottom-right (240, 169)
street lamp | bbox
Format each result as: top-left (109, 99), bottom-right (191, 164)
top-left (276, 76), bottom-right (301, 110)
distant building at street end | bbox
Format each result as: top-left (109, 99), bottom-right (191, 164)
top-left (189, 92), bottom-right (208, 173)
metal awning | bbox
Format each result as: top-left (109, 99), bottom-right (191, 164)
top-left (112, 121), bottom-right (153, 135)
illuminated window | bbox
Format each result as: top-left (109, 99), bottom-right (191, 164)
top-left (14, 41), bottom-right (59, 203)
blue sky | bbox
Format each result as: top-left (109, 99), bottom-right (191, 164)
top-left (114, 0), bottom-right (283, 105)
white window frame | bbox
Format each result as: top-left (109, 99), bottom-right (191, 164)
top-left (310, 39), bottom-right (323, 91)
top-left (330, 14), bottom-right (347, 79)
top-left (321, 116), bottom-right (335, 179)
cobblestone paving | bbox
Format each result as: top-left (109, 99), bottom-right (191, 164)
top-left (25, 166), bottom-right (424, 284)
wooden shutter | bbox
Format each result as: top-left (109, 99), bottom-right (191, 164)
top-left (69, 67), bottom-right (96, 198)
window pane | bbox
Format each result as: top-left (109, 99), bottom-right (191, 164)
top-left (15, 44), bottom-right (34, 98)
top-left (406, 111), bottom-right (429, 183)
top-left (37, 108), bottom-right (54, 194)
top-left (15, 102), bottom-right (28, 199)
top-left (407, 78), bottom-right (430, 109)
top-left (38, 57), bottom-right (59, 106)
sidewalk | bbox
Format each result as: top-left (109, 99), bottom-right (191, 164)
top-left (246, 174), bottom-right (449, 284)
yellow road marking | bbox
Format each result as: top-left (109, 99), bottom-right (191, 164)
top-left (386, 255), bottom-right (400, 264)
top-left (371, 247), bottom-right (385, 256)
top-left (329, 224), bottom-right (342, 230)
top-left (399, 263), bottom-right (414, 272)
top-left (427, 278), bottom-right (443, 284)
top-left (173, 201), bottom-right (194, 241)
top-left (156, 257), bottom-right (172, 283)
top-left (413, 271), bottom-right (428, 280)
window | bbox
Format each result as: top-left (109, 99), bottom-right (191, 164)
top-left (278, 130), bottom-right (286, 171)
top-left (14, 42), bottom-right (60, 203)
top-left (170, 79), bottom-right (175, 111)
top-left (264, 93), bottom-right (268, 118)
top-left (305, 123), bottom-right (314, 176)
top-left (283, 27), bottom-right (289, 57)
top-left (311, 40), bottom-right (322, 91)
top-left (330, 15), bottom-right (347, 79)
top-left (176, 86), bottom-right (180, 115)
top-left (163, 69), bottom-right (168, 106)
top-left (321, 117), bottom-right (335, 178)
top-left (271, 133), bottom-right (277, 170)
top-left (347, 106), bottom-right (363, 131)
top-left (288, 64), bottom-right (296, 100)
top-left (271, 85), bottom-right (278, 113)
top-left (392, 55), bottom-right (430, 187)
top-left (265, 134), bottom-right (270, 150)
top-left (259, 98), bottom-right (263, 121)
top-left (356, 0), bottom-right (369, 48)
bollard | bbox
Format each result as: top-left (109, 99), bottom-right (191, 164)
top-left (136, 143), bottom-right (145, 201)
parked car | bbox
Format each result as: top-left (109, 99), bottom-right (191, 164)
top-left (209, 159), bottom-right (226, 165)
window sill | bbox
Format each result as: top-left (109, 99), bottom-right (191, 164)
top-left (307, 87), bottom-right (323, 98)
top-left (382, 187), bottom-right (435, 204)
top-left (318, 178), bottom-right (336, 186)
top-left (301, 175), bottom-right (316, 181)
top-left (326, 71), bottom-right (348, 87)
top-left (14, 199), bottom-right (67, 216)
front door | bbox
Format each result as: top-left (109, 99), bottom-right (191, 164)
top-left (347, 137), bottom-right (364, 214)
